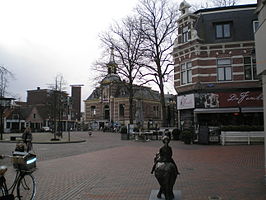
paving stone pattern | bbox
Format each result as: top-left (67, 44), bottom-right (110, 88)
top-left (0, 132), bottom-right (265, 200)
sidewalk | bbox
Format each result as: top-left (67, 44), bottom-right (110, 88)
top-left (0, 131), bottom-right (86, 144)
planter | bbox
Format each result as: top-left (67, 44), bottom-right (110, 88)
top-left (121, 133), bottom-right (129, 140)
top-left (183, 137), bottom-right (191, 144)
top-left (172, 129), bottom-right (181, 140)
top-left (181, 129), bottom-right (193, 144)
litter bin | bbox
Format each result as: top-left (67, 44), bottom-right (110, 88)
top-left (198, 126), bottom-right (209, 144)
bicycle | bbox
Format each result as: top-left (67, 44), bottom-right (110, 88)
top-left (0, 152), bottom-right (37, 200)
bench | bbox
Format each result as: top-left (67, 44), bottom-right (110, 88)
top-left (220, 131), bottom-right (264, 145)
top-left (10, 136), bottom-right (22, 141)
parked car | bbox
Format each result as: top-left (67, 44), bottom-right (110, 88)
top-left (41, 126), bottom-right (52, 132)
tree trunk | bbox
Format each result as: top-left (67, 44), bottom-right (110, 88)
top-left (158, 76), bottom-right (167, 127)
top-left (129, 85), bottom-right (134, 124)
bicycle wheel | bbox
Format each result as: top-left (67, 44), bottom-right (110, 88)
top-left (17, 174), bottom-right (36, 200)
top-left (0, 186), bottom-right (7, 197)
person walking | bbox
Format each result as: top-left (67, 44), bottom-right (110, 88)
top-left (22, 126), bottom-right (32, 152)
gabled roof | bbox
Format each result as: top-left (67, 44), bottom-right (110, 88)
top-left (86, 81), bottom-right (160, 102)
top-left (194, 4), bottom-right (257, 14)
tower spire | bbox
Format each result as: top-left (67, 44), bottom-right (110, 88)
top-left (107, 46), bottom-right (117, 74)
top-left (109, 46), bottom-right (115, 63)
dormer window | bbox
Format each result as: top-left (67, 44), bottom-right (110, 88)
top-left (182, 26), bottom-right (189, 43)
top-left (215, 23), bottom-right (231, 39)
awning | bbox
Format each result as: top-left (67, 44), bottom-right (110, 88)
top-left (194, 107), bottom-right (263, 114)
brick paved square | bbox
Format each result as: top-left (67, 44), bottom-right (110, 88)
top-left (1, 131), bottom-right (265, 200)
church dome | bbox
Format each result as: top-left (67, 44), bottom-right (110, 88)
top-left (101, 74), bottom-right (121, 84)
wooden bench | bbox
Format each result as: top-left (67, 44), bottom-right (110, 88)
top-left (220, 131), bottom-right (264, 145)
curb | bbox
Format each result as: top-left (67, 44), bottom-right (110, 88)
top-left (0, 140), bottom-right (86, 144)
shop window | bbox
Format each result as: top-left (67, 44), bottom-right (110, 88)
top-left (215, 23), bottom-right (231, 39)
top-left (119, 104), bottom-right (125, 117)
top-left (244, 57), bottom-right (258, 80)
top-left (217, 59), bottom-right (232, 81)
top-left (181, 62), bottom-right (192, 85)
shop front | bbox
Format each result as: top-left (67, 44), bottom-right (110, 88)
top-left (194, 90), bottom-right (263, 127)
top-left (177, 90), bottom-right (263, 143)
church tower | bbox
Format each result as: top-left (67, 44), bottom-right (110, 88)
top-left (107, 46), bottom-right (117, 75)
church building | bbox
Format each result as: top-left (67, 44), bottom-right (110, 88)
top-left (84, 48), bottom-right (165, 130)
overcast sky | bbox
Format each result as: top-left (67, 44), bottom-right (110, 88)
top-left (0, 0), bottom-right (257, 109)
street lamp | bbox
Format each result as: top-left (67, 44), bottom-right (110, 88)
top-left (0, 97), bottom-right (14, 140)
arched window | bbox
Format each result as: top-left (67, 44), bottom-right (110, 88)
top-left (119, 104), bottom-right (125, 117)
top-left (104, 105), bottom-right (110, 120)
top-left (91, 106), bottom-right (96, 117)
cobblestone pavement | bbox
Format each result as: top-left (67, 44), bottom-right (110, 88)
top-left (0, 131), bottom-right (265, 200)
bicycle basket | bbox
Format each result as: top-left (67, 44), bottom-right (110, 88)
top-left (12, 151), bottom-right (36, 171)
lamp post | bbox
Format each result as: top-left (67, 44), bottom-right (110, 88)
top-left (0, 97), bottom-right (14, 140)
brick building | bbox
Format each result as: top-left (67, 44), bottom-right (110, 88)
top-left (173, 2), bottom-right (262, 131)
top-left (255, 0), bottom-right (266, 183)
top-left (84, 49), bottom-right (166, 130)
top-left (5, 87), bottom-right (78, 132)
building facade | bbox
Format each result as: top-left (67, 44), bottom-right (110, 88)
top-left (5, 86), bottom-right (81, 132)
top-left (173, 2), bottom-right (262, 131)
top-left (84, 50), bottom-right (167, 130)
top-left (255, 0), bottom-right (266, 184)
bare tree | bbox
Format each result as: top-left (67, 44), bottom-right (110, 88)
top-left (48, 74), bottom-right (67, 140)
top-left (135, 0), bottom-right (179, 127)
top-left (99, 16), bottom-right (146, 124)
top-left (0, 66), bottom-right (14, 97)
top-left (211, 0), bottom-right (239, 7)
top-left (191, 0), bottom-right (239, 11)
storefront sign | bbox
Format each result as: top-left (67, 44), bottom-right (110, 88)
top-left (221, 91), bottom-right (263, 107)
top-left (195, 91), bottom-right (263, 108)
top-left (177, 94), bottom-right (195, 110)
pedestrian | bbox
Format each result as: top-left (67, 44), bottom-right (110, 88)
top-left (22, 126), bottom-right (32, 152)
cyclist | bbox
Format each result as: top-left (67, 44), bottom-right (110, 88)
top-left (22, 126), bottom-right (32, 152)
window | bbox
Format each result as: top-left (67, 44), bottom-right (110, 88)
top-left (217, 59), bottom-right (232, 81)
top-left (33, 114), bottom-right (36, 119)
top-left (153, 105), bottom-right (159, 117)
top-left (182, 26), bottom-right (189, 43)
top-left (90, 106), bottom-right (96, 117)
top-left (215, 23), bottom-right (231, 39)
top-left (12, 114), bottom-right (19, 120)
top-left (119, 104), bottom-right (125, 117)
top-left (253, 21), bottom-right (259, 33)
top-left (244, 57), bottom-right (258, 80)
top-left (181, 62), bottom-right (192, 85)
